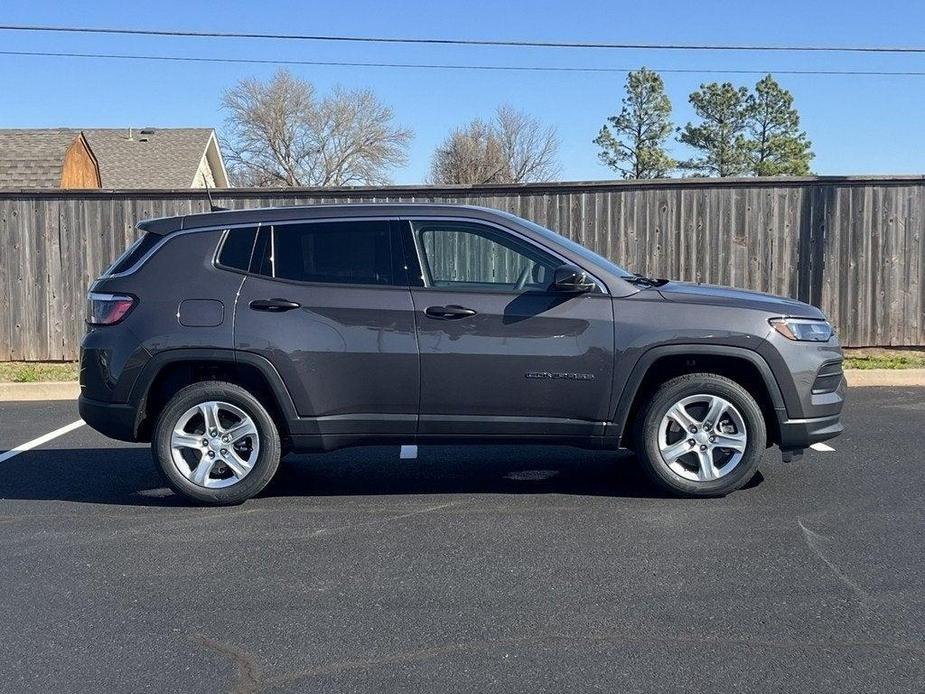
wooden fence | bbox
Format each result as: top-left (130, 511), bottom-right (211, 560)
top-left (1, 175), bottom-right (923, 360)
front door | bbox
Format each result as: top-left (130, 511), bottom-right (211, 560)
top-left (400, 219), bottom-right (615, 439)
top-left (234, 219), bottom-right (419, 440)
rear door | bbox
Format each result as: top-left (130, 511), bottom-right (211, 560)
top-left (400, 218), bottom-right (615, 439)
top-left (233, 218), bottom-right (419, 439)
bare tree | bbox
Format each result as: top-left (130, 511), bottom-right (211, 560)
top-left (430, 105), bottom-right (559, 184)
top-left (221, 69), bottom-right (413, 187)
top-left (494, 105), bottom-right (560, 182)
top-left (429, 119), bottom-right (509, 185)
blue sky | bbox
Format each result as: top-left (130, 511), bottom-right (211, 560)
top-left (2, 0), bottom-right (924, 183)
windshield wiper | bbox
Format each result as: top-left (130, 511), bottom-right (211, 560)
top-left (622, 273), bottom-right (669, 287)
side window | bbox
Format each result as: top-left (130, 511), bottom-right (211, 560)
top-left (253, 226), bottom-right (272, 277)
top-left (268, 220), bottom-right (395, 286)
top-left (413, 221), bottom-right (558, 292)
top-left (106, 231), bottom-right (161, 275)
top-left (216, 227), bottom-right (258, 271)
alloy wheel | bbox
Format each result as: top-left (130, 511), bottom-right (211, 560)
top-left (169, 400), bottom-right (260, 488)
top-left (657, 394), bottom-right (748, 482)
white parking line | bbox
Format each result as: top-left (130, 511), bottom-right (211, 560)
top-left (0, 419), bottom-right (85, 464)
top-left (810, 442), bottom-right (836, 452)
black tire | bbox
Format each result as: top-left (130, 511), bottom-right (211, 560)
top-left (634, 373), bottom-right (766, 498)
top-left (152, 381), bottom-right (281, 505)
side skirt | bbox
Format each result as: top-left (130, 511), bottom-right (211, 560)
top-left (287, 433), bottom-right (609, 454)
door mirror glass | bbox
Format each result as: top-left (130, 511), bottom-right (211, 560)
top-left (552, 264), bottom-right (596, 293)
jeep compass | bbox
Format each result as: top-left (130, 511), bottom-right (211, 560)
top-left (79, 204), bottom-right (845, 504)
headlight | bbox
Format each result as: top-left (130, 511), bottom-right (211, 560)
top-left (769, 317), bottom-right (833, 342)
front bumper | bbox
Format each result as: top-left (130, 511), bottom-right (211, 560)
top-left (759, 332), bottom-right (846, 452)
top-left (78, 394), bottom-right (139, 442)
top-left (777, 364), bottom-right (846, 452)
top-left (778, 411), bottom-right (844, 450)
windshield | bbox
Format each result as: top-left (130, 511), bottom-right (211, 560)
top-left (496, 210), bottom-right (630, 277)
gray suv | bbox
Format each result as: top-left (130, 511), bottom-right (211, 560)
top-left (79, 204), bottom-right (845, 504)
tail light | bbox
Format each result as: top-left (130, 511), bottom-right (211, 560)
top-left (87, 292), bottom-right (136, 325)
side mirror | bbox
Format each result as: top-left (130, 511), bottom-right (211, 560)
top-left (552, 264), bottom-right (596, 293)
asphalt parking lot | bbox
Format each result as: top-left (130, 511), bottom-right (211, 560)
top-left (0, 387), bottom-right (922, 693)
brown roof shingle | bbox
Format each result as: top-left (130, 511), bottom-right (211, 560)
top-left (0, 127), bottom-right (219, 189)
top-left (84, 128), bottom-right (215, 188)
top-left (0, 129), bottom-right (78, 188)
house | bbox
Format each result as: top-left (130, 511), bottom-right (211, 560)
top-left (0, 130), bottom-right (100, 189)
top-left (0, 128), bottom-right (228, 189)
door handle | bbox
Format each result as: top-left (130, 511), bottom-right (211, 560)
top-left (249, 298), bottom-right (301, 312)
top-left (425, 305), bottom-right (477, 319)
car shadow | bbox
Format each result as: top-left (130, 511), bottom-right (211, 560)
top-left (0, 445), bottom-right (764, 507)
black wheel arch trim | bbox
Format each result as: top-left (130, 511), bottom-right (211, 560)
top-left (610, 344), bottom-right (787, 447)
top-left (128, 348), bottom-right (299, 436)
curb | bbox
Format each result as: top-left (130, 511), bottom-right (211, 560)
top-left (0, 381), bottom-right (81, 401)
top-left (1, 369), bottom-right (924, 402)
top-left (844, 368), bottom-right (925, 387)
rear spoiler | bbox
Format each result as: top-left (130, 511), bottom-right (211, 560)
top-left (136, 216), bottom-right (185, 236)
top-left (137, 187), bottom-right (226, 235)
top-left (136, 210), bottom-right (236, 236)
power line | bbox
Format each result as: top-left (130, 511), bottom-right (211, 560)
top-left (1, 49), bottom-right (924, 77)
top-left (1, 23), bottom-right (925, 54)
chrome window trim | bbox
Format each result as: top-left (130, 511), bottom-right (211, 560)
top-left (100, 213), bottom-right (607, 292)
top-left (106, 216), bottom-right (401, 280)
top-left (269, 221), bottom-right (276, 276)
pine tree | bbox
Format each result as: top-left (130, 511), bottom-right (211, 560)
top-left (678, 82), bottom-right (752, 177)
top-left (747, 75), bottom-right (813, 176)
top-left (594, 68), bottom-right (675, 179)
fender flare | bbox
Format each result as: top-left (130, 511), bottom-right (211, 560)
top-left (129, 348), bottom-right (299, 433)
top-left (611, 344), bottom-right (787, 446)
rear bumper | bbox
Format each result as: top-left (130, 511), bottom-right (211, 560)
top-left (78, 395), bottom-right (139, 442)
top-left (778, 412), bottom-right (844, 450)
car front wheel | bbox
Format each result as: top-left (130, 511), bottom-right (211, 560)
top-left (152, 381), bottom-right (281, 505)
top-left (635, 373), bottom-right (766, 497)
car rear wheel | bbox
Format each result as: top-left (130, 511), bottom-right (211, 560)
top-left (152, 381), bottom-right (281, 505)
top-left (635, 373), bottom-right (766, 497)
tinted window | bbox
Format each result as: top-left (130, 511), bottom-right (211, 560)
top-left (414, 221), bottom-right (557, 291)
top-left (272, 221), bottom-right (394, 285)
top-left (253, 227), bottom-right (272, 277)
top-left (106, 232), bottom-right (160, 275)
top-left (217, 227), bottom-right (258, 271)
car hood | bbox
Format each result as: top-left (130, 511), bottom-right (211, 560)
top-left (656, 281), bottom-right (825, 319)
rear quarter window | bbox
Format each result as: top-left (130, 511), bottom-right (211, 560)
top-left (106, 232), bottom-right (160, 275)
top-left (216, 227), bottom-right (258, 271)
